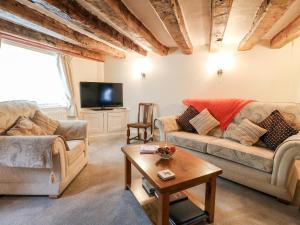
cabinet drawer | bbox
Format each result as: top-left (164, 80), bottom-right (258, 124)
top-left (83, 113), bottom-right (104, 134)
top-left (107, 112), bottom-right (126, 132)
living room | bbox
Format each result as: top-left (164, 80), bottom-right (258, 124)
top-left (0, 0), bottom-right (300, 225)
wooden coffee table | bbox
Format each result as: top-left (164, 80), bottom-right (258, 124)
top-left (121, 143), bottom-right (222, 225)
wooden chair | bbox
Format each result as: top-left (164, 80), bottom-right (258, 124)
top-left (127, 103), bottom-right (154, 144)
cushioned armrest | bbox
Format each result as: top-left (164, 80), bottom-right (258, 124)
top-left (0, 135), bottom-right (66, 168)
top-left (55, 120), bottom-right (88, 141)
top-left (272, 133), bottom-right (300, 187)
top-left (155, 116), bottom-right (180, 141)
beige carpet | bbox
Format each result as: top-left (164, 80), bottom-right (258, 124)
top-left (0, 135), bottom-right (300, 225)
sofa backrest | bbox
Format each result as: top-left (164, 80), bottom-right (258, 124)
top-left (233, 101), bottom-right (300, 130)
top-left (0, 100), bottom-right (38, 134)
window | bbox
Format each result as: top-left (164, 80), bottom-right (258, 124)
top-left (0, 41), bottom-right (68, 107)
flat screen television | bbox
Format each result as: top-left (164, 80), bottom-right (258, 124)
top-left (80, 82), bottom-right (123, 108)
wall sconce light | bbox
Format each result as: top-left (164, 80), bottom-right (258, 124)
top-left (206, 51), bottom-right (234, 77)
top-left (217, 69), bottom-right (223, 77)
top-left (132, 58), bottom-right (152, 80)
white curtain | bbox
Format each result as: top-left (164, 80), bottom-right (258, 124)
top-left (57, 54), bottom-right (78, 118)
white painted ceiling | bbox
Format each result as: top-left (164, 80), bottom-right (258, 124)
top-left (123, 0), bottom-right (300, 49)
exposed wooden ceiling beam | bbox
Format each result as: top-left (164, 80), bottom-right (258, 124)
top-left (238, 0), bottom-right (296, 51)
top-left (82, 0), bottom-right (169, 56)
top-left (29, 0), bottom-right (147, 56)
top-left (149, 0), bottom-right (193, 54)
top-left (210, 0), bottom-right (233, 52)
top-left (0, 0), bottom-right (125, 58)
top-left (0, 18), bottom-right (105, 62)
top-left (271, 14), bottom-right (300, 48)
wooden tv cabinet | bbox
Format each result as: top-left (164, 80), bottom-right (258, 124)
top-left (80, 108), bottom-right (129, 137)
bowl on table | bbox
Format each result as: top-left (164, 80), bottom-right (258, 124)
top-left (157, 146), bottom-right (176, 159)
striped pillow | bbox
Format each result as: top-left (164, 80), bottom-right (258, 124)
top-left (176, 106), bottom-right (199, 132)
top-left (189, 109), bottom-right (220, 135)
top-left (32, 110), bottom-right (59, 135)
top-left (224, 119), bottom-right (267, 146)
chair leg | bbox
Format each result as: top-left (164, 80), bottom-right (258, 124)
top-left (127, 127), bottom-right (130, 144)
top-left (137, 128), bottom-right (140, 140)
top-left (144, 128), bottom-right (147, 144)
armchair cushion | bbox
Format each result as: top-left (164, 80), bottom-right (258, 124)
top-left (6, 116), bottom-right (48, 136)
top-left (0, 135), bottom-right (65, 168)
top-left (66, 140), bottom-right (85, 165)
top-left (55, 120), bottom-right (88, 141)
top-left (0, 100), bottom-right (38, 134)
top-left (32, 110), bottom-right (59, 135)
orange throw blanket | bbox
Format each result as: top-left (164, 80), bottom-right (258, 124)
top-left (183, 98), bottom-right (253, 130)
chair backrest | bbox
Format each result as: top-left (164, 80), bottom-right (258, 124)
top-left (138, 103), bottom-right (154, 124)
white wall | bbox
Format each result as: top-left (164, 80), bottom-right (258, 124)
top-left (70, 57), bottom-right (104, 109)
top-left (104, 39), bottom-right (300, 122)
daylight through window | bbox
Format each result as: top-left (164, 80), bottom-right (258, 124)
top-left (0, 41), bottom-right (67, 106)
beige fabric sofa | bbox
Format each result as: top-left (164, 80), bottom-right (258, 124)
top-left (156, 101), bottom-right (300, 202)
top-left (0, 100), bottom-right (88, 197)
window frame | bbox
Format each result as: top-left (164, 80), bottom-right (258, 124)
top-left (0, 39), bottom-right (68, 108)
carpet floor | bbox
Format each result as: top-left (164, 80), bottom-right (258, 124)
top-left (0, 135), bottom-right (299, 225)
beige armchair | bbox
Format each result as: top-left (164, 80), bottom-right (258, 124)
top-left (0, 100), bottom-right (88, 198)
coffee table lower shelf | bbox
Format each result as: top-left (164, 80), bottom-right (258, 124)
top-left (127, 178), bottom-right (205, 225)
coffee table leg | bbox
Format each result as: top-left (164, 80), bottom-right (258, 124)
top-left (157, 192), bottom-right (169, 225)
top-left (125, 156), bottom-right (131, 190)
top-left (205, 177), bottom-right (217, 223)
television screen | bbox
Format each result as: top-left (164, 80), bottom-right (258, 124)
top-left (80, 82), bottom-right (123, 108)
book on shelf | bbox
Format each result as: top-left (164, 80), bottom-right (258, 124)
top-left (169, 198), bottom-right (208, 225)
top-left (142, 177), bottom-right (155, 195)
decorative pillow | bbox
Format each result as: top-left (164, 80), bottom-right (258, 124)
top-left (258, 110), bottom-right (298, 150)
top-left (224, 119), bottom-right (267, 146)
top-left (189, 108), bottom-right (220, 135)
top-left (32, 110), bottom-right (59, 135)
top-left (176, 106), bottom-right (198, 132)
top-left (6, 116), bottom-right (48, 136)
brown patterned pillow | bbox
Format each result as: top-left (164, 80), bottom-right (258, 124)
top-left (258, 110), bottom-right (298, 150)
top-left (6, 116), bottom-right (48, 136)
top-left (176, 106), bottom-right (198, 132)
top-left (32, 110), bottom-right (59, 135)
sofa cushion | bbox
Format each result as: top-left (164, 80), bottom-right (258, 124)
top-left (6, 116), bottom-right (48, 136)
top-left (166, 131), bottom-right (218, 153)
top-left (0, 100), bottom-right (38, 134)
top-left (189, 108), bottom-right (220, 135)
top-left (176, 106), bottom-right (198, 132)
top-left (224, 119), bottom-right (267, 146)
top-left (32, 110), bottom-right (60, 135)
top-left (66, 140), bottom-right (85, 165)
top-left (207, 139), bottom-right (274, 173)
